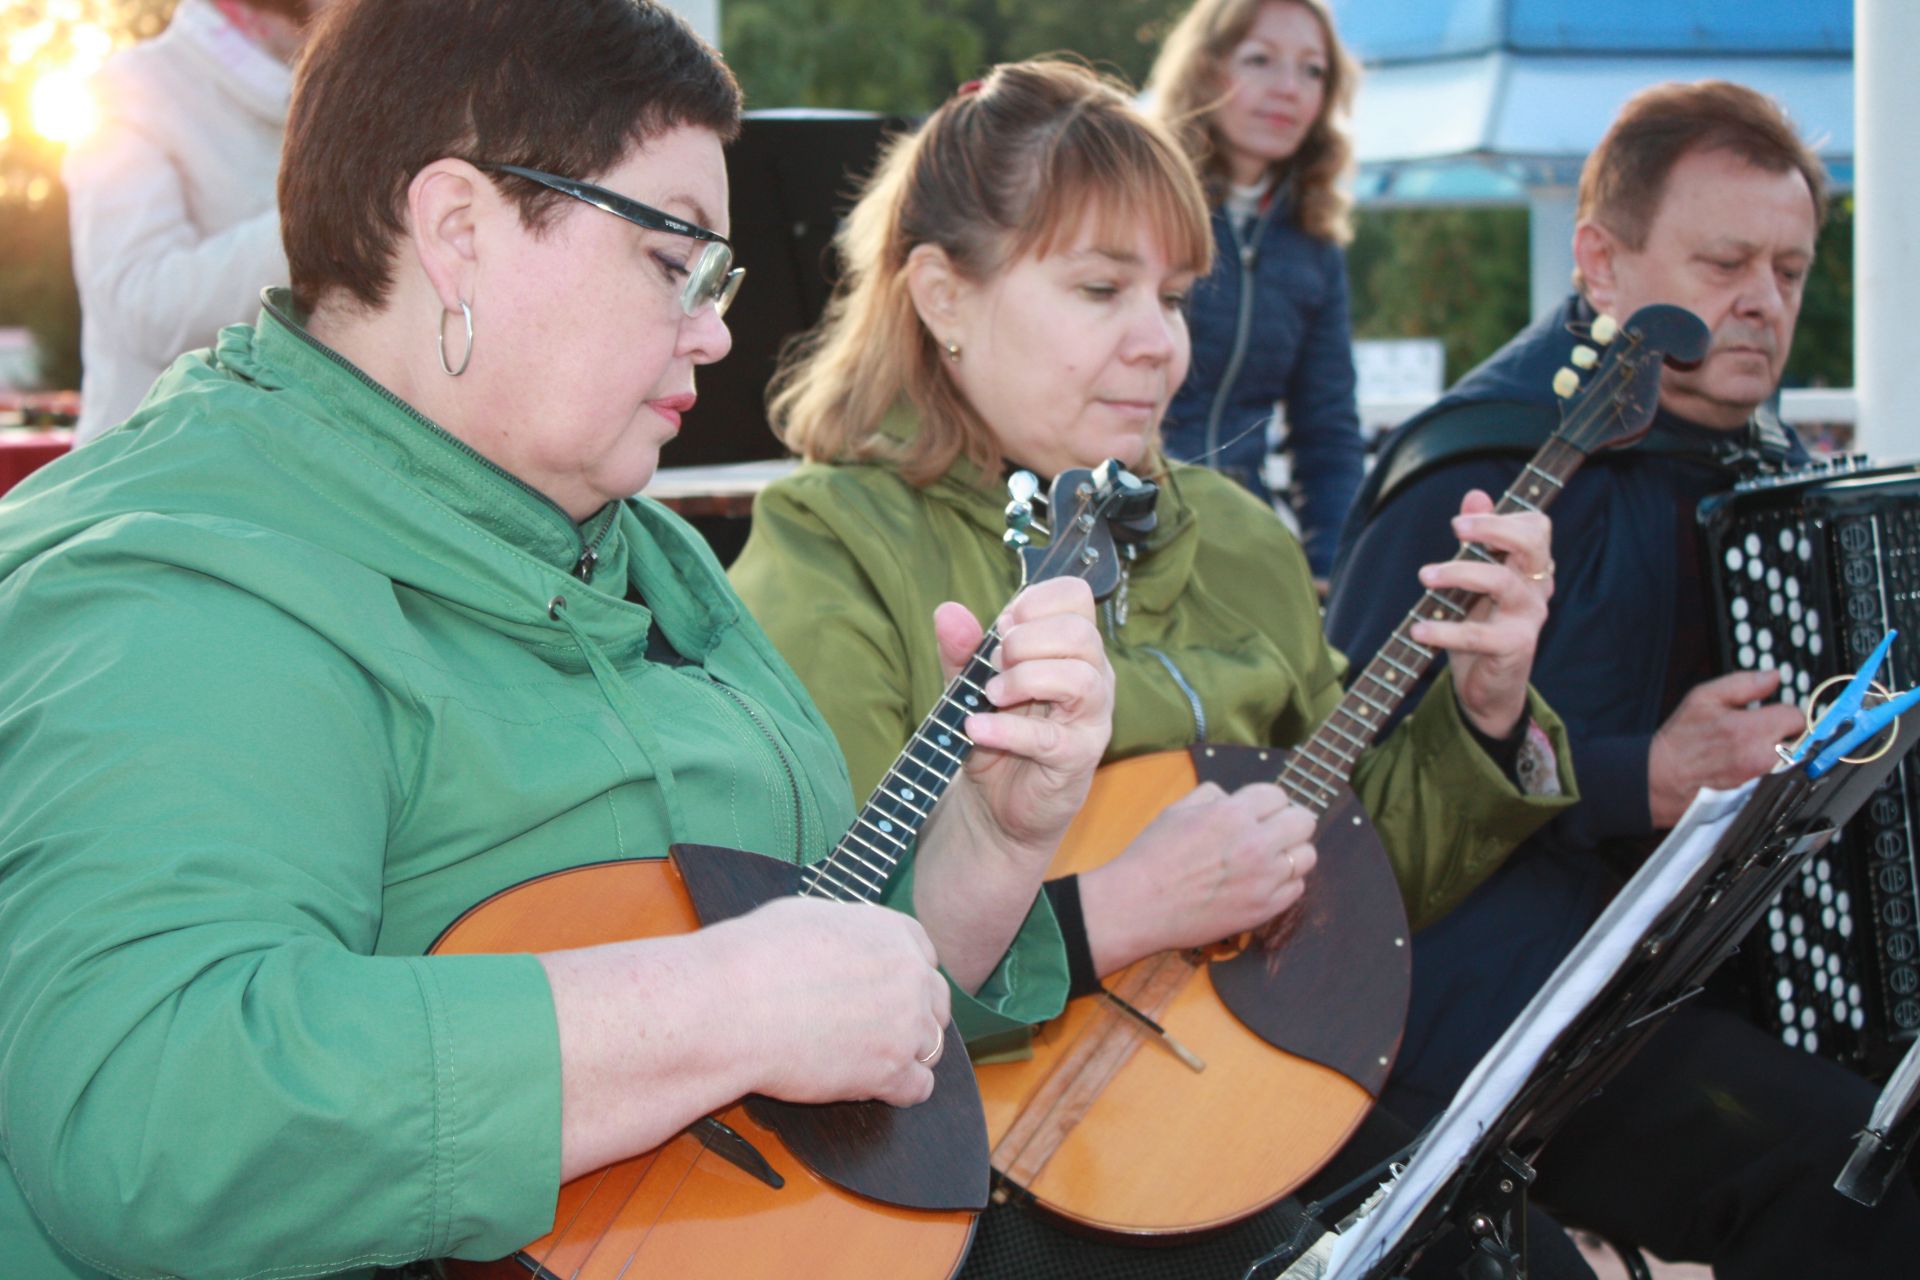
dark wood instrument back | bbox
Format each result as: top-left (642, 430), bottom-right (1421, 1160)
top-left (1196, 746), bottom-right (1410, 1097)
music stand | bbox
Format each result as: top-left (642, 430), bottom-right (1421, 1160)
top-left (1247, 719), bottom-right (1920, 1280)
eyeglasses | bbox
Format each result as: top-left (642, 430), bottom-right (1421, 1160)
top-left (481, 162), bottom-right (744, 318)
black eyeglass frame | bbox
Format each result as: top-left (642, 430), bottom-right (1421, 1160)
top-left (480, 162), bottom-right (743, 317)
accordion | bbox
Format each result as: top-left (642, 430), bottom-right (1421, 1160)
top-left (1700, 459), bottom-right (1920, 1074)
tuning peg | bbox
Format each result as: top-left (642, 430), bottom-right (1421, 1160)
top-left (1570, 344), bottom-right (1598, 369)
top-left (1553, 367), bottom-right (1581, 399)
top-left (1005, 498), bottom-right (1033, 530)
top-left (1003, 528), bottom-right (1032, 549)
top-left (1007, 470), bottom-right (1039, 504)
top-left (1591, 314), bottom-right (1619, 344)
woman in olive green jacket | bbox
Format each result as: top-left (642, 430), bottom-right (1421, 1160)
top-left (730, 59), bottom-right (1596, 1280)
top-left (732, 61), bottom-right (1576, 968)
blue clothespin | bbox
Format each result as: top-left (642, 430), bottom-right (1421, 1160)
top-left (1790, 631), bottom-right (1920, 779)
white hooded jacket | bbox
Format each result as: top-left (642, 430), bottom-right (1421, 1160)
top-left (62, 0), bottom-right (291, 444)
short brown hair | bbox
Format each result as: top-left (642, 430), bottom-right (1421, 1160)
top-left (281, 0), bottom-right (741, 313)
top-left (770, 59), bottom-right (1213, 488)
top-left (1146, 0), bottom-right (1361, 245)
top-left (1576, 80), bottom-right (1828, 288)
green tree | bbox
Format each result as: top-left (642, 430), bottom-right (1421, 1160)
top-left (721, 0), bottom-right (1190, 113)
top-left (0, 189), bottom-right (81, 390)
top-left (991, 0), bottom-right (1188, 87)
top-left (1348, 206), bottom-right (1533, 382)
top-left (1788, 194), bottom-right (1851, 389)
top-left (723, 0), bottom-right (982, 113)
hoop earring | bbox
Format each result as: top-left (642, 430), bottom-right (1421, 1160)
top-left (944, 339), bottom-right (961, 363)
top-left (438, 300), bottom-right (474, 377)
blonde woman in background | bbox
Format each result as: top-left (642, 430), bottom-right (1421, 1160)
top-left (1147, 0), bottom-right (1364, 582)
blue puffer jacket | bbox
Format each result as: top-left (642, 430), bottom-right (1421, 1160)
top-left (1162, 193), bottom-right (1363, 577)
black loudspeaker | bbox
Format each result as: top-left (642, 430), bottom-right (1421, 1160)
top-left (670, 110), bottom-right (909, 468)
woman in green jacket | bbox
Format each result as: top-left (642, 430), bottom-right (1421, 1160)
top-left (0, 6), bottom-right (1114, 1279)
top-left (730, 59), bottom-right (1595, 1279)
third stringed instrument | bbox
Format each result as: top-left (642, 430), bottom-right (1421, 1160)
top-left (977, 304), bottom-right (1712, 1239)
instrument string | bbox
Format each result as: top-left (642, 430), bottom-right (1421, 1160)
top-left (613, 1128), bottom-right (715, 1280)
top-left (526, 1162), bottom-right (616, 1277)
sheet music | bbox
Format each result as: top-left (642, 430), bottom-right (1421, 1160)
top-left (1320, 778), bottom-right (1759, 1277)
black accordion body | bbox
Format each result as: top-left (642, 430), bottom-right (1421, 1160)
top-left (1701, 458), bottom-right (1920, 1074)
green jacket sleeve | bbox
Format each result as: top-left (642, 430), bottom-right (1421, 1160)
top-left (732, 475), bottom-right (1070, 1040)
top-left (0, 552), bottom-right (560, 1278)
top-left (1351, 667), bottom-right (1579, 928)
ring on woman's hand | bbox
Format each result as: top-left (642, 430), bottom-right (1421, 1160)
top-left (1283, 849), bottom-right (1298, 879)
top-left (917, 1024), bottom-right (945, 1065)
top-left (1528, 560), bottom-right (1556, 582)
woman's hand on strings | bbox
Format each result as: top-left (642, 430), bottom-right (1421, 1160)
top-left (907, 578), bottom-right (1115, 993)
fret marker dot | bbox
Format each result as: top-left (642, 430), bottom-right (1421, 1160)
top-left (964, 694), bottom-right (979, 707)
top-left (937, 734), bottom-right (951, 747)
top-left (899, 787), bottom-right (915, 801)
top-left (878, 820), bottom-right (893, 834)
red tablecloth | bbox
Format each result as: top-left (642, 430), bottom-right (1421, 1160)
top-left (0, 430), bottom-right (74, 496)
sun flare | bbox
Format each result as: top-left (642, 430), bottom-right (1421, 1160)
top-left (29, 64), bottom-right (97, 145)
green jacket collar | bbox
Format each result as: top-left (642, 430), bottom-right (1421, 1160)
top-left (248, 289), bottom-right (623, 587)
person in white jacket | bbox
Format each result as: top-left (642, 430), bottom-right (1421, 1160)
top-left (62, 0), bottom-right (324, 445)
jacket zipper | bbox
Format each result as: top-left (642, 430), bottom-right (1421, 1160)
top-left (266, 295), bottom-right (617, 581)
top-left (714, 682), bottom-right (808, 863)
top-left (573, 508), bottom-right (617, 583)
top-left (1202, 195), bottom-right (1283, 469)
top-left (1144, 646), bottom-right (1207, 742)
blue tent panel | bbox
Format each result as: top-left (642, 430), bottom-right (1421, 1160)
top-left (1332, 0), bottom-right (1851, 63)
top-left (1354, 53), bottom-right (1852, 174)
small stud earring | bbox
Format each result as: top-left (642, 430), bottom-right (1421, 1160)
top-left (943, 339), bottom-right (961, 363)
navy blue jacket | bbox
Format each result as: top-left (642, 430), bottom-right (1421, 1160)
top-left (1163, 196), bottom-right (1363, 577)
top-left (1323, 295), bottom-right (1808, 1110)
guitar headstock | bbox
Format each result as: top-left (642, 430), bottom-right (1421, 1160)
top-left (1550, 303), bottom-right (1711, 456)
top-left (1004, 460), bottom-right (1158, 601)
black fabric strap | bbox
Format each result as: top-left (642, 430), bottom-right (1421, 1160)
top-left (1042, 874), bottom-right (1103, 1000)
top-left (1367, 399), bottom-right (1797, 520)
